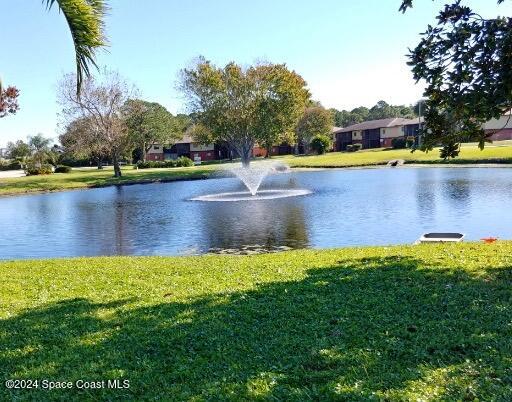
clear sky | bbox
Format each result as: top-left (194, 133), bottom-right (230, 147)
top-left (1, 0), bottom-right (510, 147)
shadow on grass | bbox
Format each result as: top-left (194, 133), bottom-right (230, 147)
top-left (1, 257), bottom-right (511, 400)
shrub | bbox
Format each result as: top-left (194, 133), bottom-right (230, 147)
top-left (175, 156), bottom-right (194, 167)
top-left (54, 165), bottom-right (72, 173)
top-left (25, 163), bottom-right (54, 175)
top-left (310, 135), bottom-right (331, 155)
top-left (346, 143), bottom-right (362, 152)
top-left (0, 161), bottom-right (23, 171)
top-left (391, 137), bottom-right (407, 149)
top-left (135, 157), bottom-right (193, 169)
top-left (406, 137), bottom-right (416, 148)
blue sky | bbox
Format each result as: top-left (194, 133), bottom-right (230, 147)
top-left (1, 0), bottom-right (510, 147)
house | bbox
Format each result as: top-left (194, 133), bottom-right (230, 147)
top-left (146, 134), bottom-right (217, 163)
top-left (333, 117), bottom-right (415, 151)
top-left (483, 113), bottom-right (512, 141)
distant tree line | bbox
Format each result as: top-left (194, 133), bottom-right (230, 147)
top-left (329, 100), bottom-right (420, 128)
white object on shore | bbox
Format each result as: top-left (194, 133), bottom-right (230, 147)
top-left (415, 232), bottom-right (465, 244)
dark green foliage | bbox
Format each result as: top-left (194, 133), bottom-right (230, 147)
top-left (406, 137), bottom-right (416, 149)
top-left (331, 100), bottom-right (416, 128)
top-left (1, 244), bottom-right (511, 400)
top-left (310, 134), bottom-right (332, 154)
top-left (402, 0), bottom-right (510, 151)
top-left (135, 157), bottom-right (194, 169)
top-left (0, 161), bottom-right (23, 171)
top-left (54, 165), bottom-right (72, 173)
top-left (440, 142), bottom-right (461, 160)
top-left (391, 137), bottom-right (407, 149)
top-left (346, 143), bottom-right (362, 152)
top-left (25, 163), bottom-right (54, 176)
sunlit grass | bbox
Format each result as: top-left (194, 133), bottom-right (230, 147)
top-left (1, 243), bottom-right (511, 400)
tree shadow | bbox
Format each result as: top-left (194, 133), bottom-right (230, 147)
top-left (1, 256), bottom-right (511, 400)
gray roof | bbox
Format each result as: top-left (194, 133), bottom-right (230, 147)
top-left (335, 117), bottom-right (423, 133)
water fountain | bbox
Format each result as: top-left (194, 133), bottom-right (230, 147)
top-left (190, 161), bottom-right (311, 202)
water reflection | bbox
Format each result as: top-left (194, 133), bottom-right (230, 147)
top-left (1, 167), bottom-right (512, 260)
top-left (195, 198), bottom-right (309, 252)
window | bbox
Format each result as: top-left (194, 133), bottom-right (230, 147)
top-left (154, 146), bottom-right (160, 150)
top-left (382, 129), bottom-right (386, 134)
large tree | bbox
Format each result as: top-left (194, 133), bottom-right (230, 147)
top-left (180, 59), bottom-right (310, 166)
top-left (58, 69), bottom-right (136, 177)
top-left (6, 140), bottom-right (31, 167)
top-left (295, 106), bottom-right (333, 154)
top-left (60, 116), bottom-right (110, 168)
top-left (123, 100), bottom-right (184, 162)
top-left (401, 0), bottom-right (511, 152)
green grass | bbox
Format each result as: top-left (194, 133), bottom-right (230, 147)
top-left (1, 143), bottom-right (512, 196)
top-left (0, 165), bottom-right (220, 196)
top-left (1, 243), bottom-right (511, 400)
top-left (283, 144), bottom-right (512, 168)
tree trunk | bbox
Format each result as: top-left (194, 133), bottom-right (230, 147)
top-left (142, 143), bottom-right (148, 162)
top-left (112, 152), bottom-right (122, 177)
top-left (265, 142), bottom-right (272, 158)
top-left (97, 158), bottom-right (103, 169)
top-left (241, 147), bottom-right (252, 167)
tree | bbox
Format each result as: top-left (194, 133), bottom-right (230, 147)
top-left (295, 106), bottom-right (333, 154)
top-left (58, 69), bottom-right (136, 177)
top-left (60, 116), bottom-right (110, 168)
top-left (0, 0), bottom-right (107, 97)
top-left (310, 134), bottom-right (332, 155)
top-left (0, 86), bottom-right (20, 118)
top-left (6, 140), bottom-right (31, 167)
top-left (123, 100), bottom-right (184, 162)
top-left (28, 133), bottom-right (53, 165)
top-left (401, 0), bottom-right (511, 153)
top-left (330, 101), bottom-right (416, 128)
top-left (180, 58), bottom-right (310, 166)
top-left (253, 65), bottom-right (310, 158)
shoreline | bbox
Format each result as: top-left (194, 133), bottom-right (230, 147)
top-left (1, 162), bottom-right (511, 198)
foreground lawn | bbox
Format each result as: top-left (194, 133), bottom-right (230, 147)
top-left (284, 143), bottom-right (512, 168)
top-left (1, 243), bottom-right (511, 400)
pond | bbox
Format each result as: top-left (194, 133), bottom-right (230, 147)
top-left (1, 167), bottom-right (512, 260)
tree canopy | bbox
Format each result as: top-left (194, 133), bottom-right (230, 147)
top-left (401, 0), bottom-right (511, 152)
top-left (58, 69), bottom-right (136, 177)
top-left (123, 100), bottom-right (184, 162)
top-left (330, 100), bottom-right (417, 128)
top-left (180, 58), bottom-right (310, 166)
top-left (296, 106), bottom-right (333, 153)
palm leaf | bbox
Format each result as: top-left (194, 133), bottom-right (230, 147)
top-left (43, 0), bottom-right (108, 94)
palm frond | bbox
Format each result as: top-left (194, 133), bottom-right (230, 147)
top-left (44, 0), bottom-right (108, 94)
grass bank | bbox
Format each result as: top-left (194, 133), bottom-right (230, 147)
top-left (283, 144), bottom-right (512, 168)
top-left (1, 243), bottom-right (511, 400)
top-left (0, 165), bottom-right (220, 196)
top-left (1, 143), bottom-right (512, 196)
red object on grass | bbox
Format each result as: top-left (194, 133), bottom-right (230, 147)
top-left (481, 237), bottom-right (498, 244)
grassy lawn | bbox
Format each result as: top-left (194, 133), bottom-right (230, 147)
top-left (1, 243), bottom-right (511, 400)
top-left (283, 144), bottom-right (512, 168)
top-left (0, 165), bottom-right (220, 196)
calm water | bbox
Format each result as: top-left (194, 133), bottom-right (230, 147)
top-left (1, 167), bottom-right (512, 260)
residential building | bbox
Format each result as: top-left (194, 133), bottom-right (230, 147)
top-left (146, 134), bottom-right (216, 163)
top-left (483, 113), bottom-right (512, 141)
top-left (333, 117), bottom-right (415, 151)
